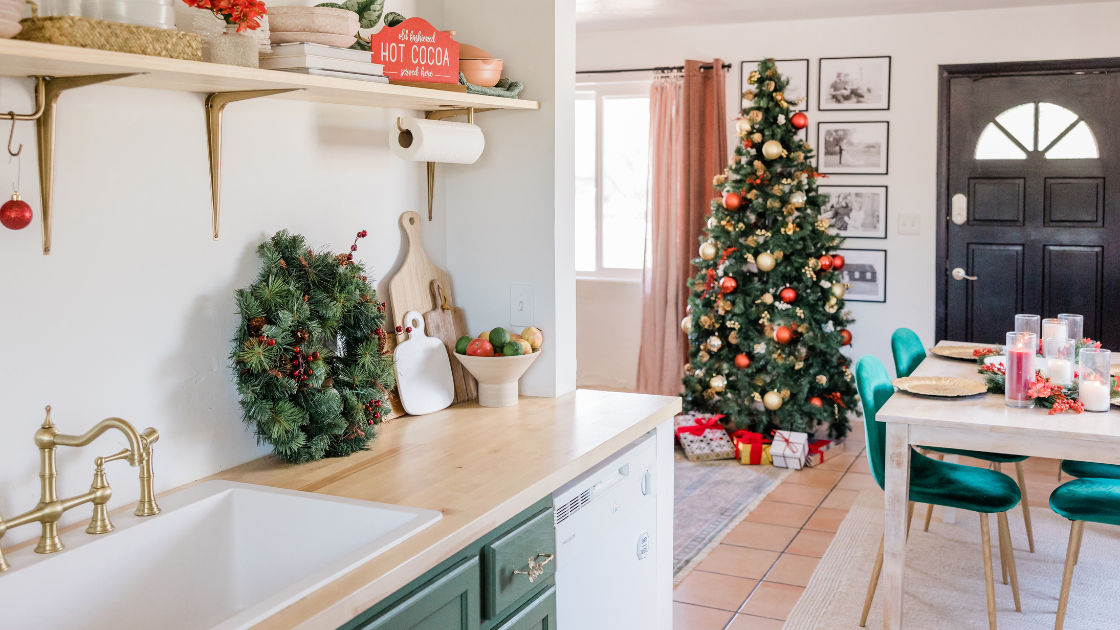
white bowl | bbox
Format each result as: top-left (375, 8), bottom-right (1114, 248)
top-left (454, 351), bottom-right (540, 407)
top-left (268, 31), bottom-right (356, 48)
top-left (267, 6), bottom-right (356, 35)
top-left (81, 1), bottom-right (175, 28)
top-left (0, 17), bottom-right (19, 38)
top-left (0, 5), bottom-right (23, 21)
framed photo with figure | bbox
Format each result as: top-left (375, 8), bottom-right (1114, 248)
top-left (835, 248), bottom-right (886, 303)
top-left (819, 185), bottom-right (887, 239)
top-left (818, 56), bottom-right (890, 110)
top-left (817, 121), bottom-right (889, 174)
top-left (741, 59), bottom-right (809, 111)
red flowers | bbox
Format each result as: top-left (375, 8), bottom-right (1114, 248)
top-left (1025, 372), bottom-right (1084, 415)
top-left (183, 0), bottom-right (266, 32)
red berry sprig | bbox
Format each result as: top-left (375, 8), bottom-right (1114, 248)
top-left (348, 230), bottom-right (368, 262)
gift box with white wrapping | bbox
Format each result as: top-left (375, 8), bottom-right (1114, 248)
top-left (771, 430), bottom-right (809, 469)
top-left (674, 413), bottom-right (736, 462)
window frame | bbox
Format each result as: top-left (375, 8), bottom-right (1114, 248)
top-left (575, 79), bottom-right (652, 281)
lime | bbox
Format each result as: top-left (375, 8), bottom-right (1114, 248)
top-left (503, 341), bottom-right (524, 356)
top-left (489, 327), bottom-right (511, 349)
top-left (455, 335), bottom-right (472, 354)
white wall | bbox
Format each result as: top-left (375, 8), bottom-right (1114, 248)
top-left (576, 278), bottom-right (641, 391)
top-left (577, 1), bottom-right (1120, 371)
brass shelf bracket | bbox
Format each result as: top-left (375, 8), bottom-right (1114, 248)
top-left (420, 106), bottom-right (477, 221)
top-left (206, 89), bottom-right (301, 240)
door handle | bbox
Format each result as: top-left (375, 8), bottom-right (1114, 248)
top-left (951, 268), bottom-right (977, 281)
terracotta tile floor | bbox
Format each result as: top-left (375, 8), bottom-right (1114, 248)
top-left (672, 429), bottom-right (1075, 629)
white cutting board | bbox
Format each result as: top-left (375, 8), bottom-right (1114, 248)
top-left (393, 311), bottom-right (455, 415)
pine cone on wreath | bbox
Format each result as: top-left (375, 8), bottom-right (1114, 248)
top-left (248, 316), bottom-right (268, 336)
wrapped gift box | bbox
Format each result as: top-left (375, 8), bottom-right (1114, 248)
top-left (771, 430), bottom-right (809, 470)
top-left (732, 430), bottom-right (772, 465)
top-left (675, 414), bottom-right (735, 462)
top-left (805, 437), bottom-right (844, 467)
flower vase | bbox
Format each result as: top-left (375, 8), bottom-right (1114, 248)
top-left (209, 27), bottom-right (258, 68)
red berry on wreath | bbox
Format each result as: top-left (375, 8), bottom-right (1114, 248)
top-left (395, 326), bottom-right (403, 333)
top-left (791, 112), bottom-right (809, 130)
top-left (347, 254), bottom-right (354, 261)
top-left (839, 329), bottom-right (853, 346)
top-left (307, 369), bottom-right (313, 375)
top-left (351, 244), bottom-right (358, 252)
top-left (267, 339), bottom-right (275, 346)
top-left (312, 351), bottom-right (320, 360)
top-left (809, 396), bottom-right (823, 407)
top-left (819, 254), bottom-right (833, 271)
top-left (405, 326), bottom-right (413, 333)
top-left (374, 400), bottom-right (381, 407)
top-left (774, 325), bottom-right (793, 345)
top-left (294, 347), bottom-right (301, 354)
top-left (831, 255), bottom-right (845, 271)
top-left (258, 335), bottom-right (266, 342)
top-left (722, 191), bottom-right (742, 211)
top-left (367, 419), bottom-right (374, 426)
top-left (373, 412), bottom-right (381, 419)
top-left (734, 353), bottom-right (751, 369)
top-left (375, 328), bottom-right (383, 336)
top-left (719, 276), bottom-right (738, 293)
top-left (779, 287), bottom-right (797, 303)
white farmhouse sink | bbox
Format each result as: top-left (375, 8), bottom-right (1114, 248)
top-left (0, 481), bottom-right (442, 630)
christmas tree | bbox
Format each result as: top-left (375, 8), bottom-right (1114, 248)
top-left (231, 230), bottom-right (396, 463)
top-left (680, 59), bottom-right (859, 439)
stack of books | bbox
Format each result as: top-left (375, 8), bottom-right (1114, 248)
top-left (260, 43), bottom-right (387, 83)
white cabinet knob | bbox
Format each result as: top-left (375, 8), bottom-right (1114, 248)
top-left (951, 268), bottom-right (978, 281)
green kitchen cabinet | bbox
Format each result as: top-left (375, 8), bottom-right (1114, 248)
top-left (359, 557), bottom-right (480, 630)
top-left (482, 507), bottom-right (556, 618)
top-left (493, 586), bottom-right (556, 630)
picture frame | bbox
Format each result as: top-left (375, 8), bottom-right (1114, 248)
top-left (817, 121), bottom-right (889, 175)
top-left (742, 59), bottom-right (809, 112)
top-left (818, 185), bottom-right (888, 239)
top-left (835, 249), bottom-right (887, 303)
top-left (818, 56), bottom-right (891, 110)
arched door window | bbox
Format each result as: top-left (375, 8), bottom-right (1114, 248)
top-left (975, 102), bottom-right (1099, 160)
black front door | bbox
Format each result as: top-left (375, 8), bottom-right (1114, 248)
top-left (942, 66), bottom-right (1120, 346)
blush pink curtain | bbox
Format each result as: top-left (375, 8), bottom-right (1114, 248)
top-left (636, 61), bottom-right (727, 396)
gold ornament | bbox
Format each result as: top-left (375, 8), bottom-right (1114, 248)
top-left (790, 191), bottom-right (806, 207)
top-left (745, 235), bottom-right (758, 247)
top-left (748, 110), bottom-right (763, 123)
top-left (792, 151), bottom-right (804, 161)
top-left (760, 292), bottom-right (774, 305)
top-left (816, 217), bottom-right (831, 231)
top-left (756, 252), bottom-right (776, 272)
top-left (828, 296), bottom-right (837, 306)
top-left (762, 140), bottom-right (784, 160)
top-left (831, 283), bottom-right (846, 299)
top-left (736, 118), bottom-right (753, 136)
top-left (680, 316), bottom-right (693, 334)
top-left (765, 80), bottom-right (775, 91)
top-left (713, 173), bottom-right (727, 186)
top-left (728, 330), bottom-right (739, 345)
top-left (699, 314), bottom-right (714, 328)
top-left (710, 375), bottom-right (727, 392)
top-left (748, 70), bottom-right (760, 84)
top-left (699, 241), bottom-right (718, 261)
top-left (699, 350), bottom-right (710, 363)
top-left (695, 368), bottom-right (705, 379)
top-left (816, 375), bottom-right (828, 385)
top-left (751, 133), bottom-right (763, 144)
top-left (774, 92), bottom-right (788, 108)
top-left (763, 390), bottom-right (783, 410)
top-left (742, 89), bottom-right (755, 101)
top-left (707, 336), bottom-right (723, 352)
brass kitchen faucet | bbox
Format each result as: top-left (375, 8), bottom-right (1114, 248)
top-left (0, 406), bottom-right (160, 571)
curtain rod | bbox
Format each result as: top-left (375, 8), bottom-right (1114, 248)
top-left (576, 62), bottom-right (732, 75)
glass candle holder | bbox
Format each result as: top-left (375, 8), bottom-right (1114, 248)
top-left (1005, 331), bottom-right (1036, 408)
top-left (1043, 337), bottom-right (1075, 386)
top-left (1058, 314), bottom-right (1084, 343)
top-left (1041, 318), bottom-right (1068, 343)
top-left (1014, 314), bottom-right (1040, 340)
top-left (1078, 348), bottom-right (1112, 412)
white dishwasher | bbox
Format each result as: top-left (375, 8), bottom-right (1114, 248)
top-left (553, 432), bottom-right (658, 628)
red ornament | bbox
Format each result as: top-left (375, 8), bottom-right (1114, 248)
top-left (791, 112), bottom-right (809, 130)
top-left (819, 254), bottom-right (833, 271)
top-left (774, 326), bottom-right (793, 345)
top-left (779, 287), bottom-right (797, 303)
top-left (839, 329), bottom-right (853, 346)
top-left (0, 193), bottom-right (33, 230)
top-left (831, 255), bottom-right (845, 271)
top-left (373, 412), bottom-right (381, 419)
top-left (374, 400), bottom-right (382, 407)
top-left (267, 339), bottom-right (275, 346)
top-left (722, 191), bottom-right (742, 211)
top-left (719, 276), bottom-right (738, 293)
top-left (367, 419), bottom-right (374, 426)
top-left (312, 351), bottom-right (320, 360)
top-left (734, 353), bottom-right (751, 369)
top-left (809, 396), bottom-right (823, 407)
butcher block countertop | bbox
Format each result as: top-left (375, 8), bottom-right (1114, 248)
top-left (208, 389), bottom-right (681, 629)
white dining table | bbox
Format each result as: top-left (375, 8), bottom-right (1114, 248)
top-left (877, 340), bottom-right (1120, 629)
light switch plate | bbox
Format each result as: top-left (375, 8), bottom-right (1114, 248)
top-left (510, 284), bottom-right (534, 327)
top-left (897, 213), bottom-right (920, 235)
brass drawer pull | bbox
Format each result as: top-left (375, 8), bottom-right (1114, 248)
top-left (513, 553), bottom-right (554, 583)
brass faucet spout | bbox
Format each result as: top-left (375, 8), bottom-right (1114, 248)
top-left (47, 417), bottom-right (147, 466)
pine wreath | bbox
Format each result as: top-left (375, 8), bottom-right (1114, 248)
top-left (231, 230), bottom-right (395, 463)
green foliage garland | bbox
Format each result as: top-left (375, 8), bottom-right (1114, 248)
top-left (231, 230), bottom-right (395, 463)
top-left (681, 59), bottom-right (860, 438)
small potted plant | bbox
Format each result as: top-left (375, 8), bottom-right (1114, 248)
top-left (183, 0), bottom-right (267, 67)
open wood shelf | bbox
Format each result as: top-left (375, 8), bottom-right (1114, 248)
top-left (0, 38), bottom-right (540, 112)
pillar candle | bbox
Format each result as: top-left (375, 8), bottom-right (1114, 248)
top-left (1048, 359), bottom-right (1072, 386)
top-left (1080, 379), bottom-right (1110, 412)
top-left (1042, 320), bottom-right (1067, 340)
top-left (1006, 348), bottom-right (1033, 404)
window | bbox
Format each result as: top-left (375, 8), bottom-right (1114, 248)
top-left (975, 102), bottom-right (1099, 160)
top-left (575, 81), bottom-right (651, 278)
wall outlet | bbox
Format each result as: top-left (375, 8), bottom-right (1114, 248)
top-left (897, 213), bottom-right (920, 235)
top-left (510, 284), bottom-right (534, 327)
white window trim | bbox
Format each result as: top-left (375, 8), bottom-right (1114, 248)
top-left (576, 79), bottom-right (652, 282)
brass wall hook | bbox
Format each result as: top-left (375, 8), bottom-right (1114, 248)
top-left (7, 114), bottom-right (21, 157)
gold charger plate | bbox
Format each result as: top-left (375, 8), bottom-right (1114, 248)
top-left (931, 345), bottom-right (987, 361)
top-left (892, 376), bottom-right (988, 398)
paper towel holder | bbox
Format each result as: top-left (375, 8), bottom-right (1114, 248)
top-left (396, 107), bottom-right (477, 221)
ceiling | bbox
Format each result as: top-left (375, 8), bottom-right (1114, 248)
top-left (576, 0), bottom-right (1112, 31)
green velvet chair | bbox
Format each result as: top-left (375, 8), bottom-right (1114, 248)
top-left (1060, 460), bottom-right (1120, 480)
top-left (1049, 478), bottom-right (1120, 630)
top-left (891, 327), bottom-right (1036, 552)
top-left (856, 356), bottom-right (1023, 629)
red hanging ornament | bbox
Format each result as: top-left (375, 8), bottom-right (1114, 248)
top-left (719, 276), bottom-right (738, 293)
top-left (0, 193), bottom-right (33, 230)
top-left (831, 255), bottom-right (845, 271)
top-left (779, 287), bottom-right (797, 303)
top-left (809, 396), bottom-right (823, 407)
top-left (722, 191), bottom-right (742, 211)
top-left (791, 112), bottom-right (809, 130)
top-left (818, 254), bottom-right (833, 271)
top-left (774, 326), bottom-right (793, 345)
top-left (839, 329), bottom-right (853, 346)
top-left (734, 353), bottom-right (751, 369)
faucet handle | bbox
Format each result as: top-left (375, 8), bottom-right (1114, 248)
top-left (86, 458), bottom-right (114, 535)
top-left (101, 448), bottom-right (131, 465)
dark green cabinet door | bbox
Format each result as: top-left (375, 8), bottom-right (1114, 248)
top-left (493, 586), bottom-right (556, 630)
top-left (361, 557), bottom-right (481, 630)
top-left (482, 508), bottom-right (556, 619)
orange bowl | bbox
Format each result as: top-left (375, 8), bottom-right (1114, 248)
top-left (460, 58), bottom-right (503, 87)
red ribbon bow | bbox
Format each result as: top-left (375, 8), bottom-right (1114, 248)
top-left (676, 415), bottom-right (725, 438)
top-left (771, 431), bottom-right (804, 457)
top-left (731, 430), bottom-right (769, 464)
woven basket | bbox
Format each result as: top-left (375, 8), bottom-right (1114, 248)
top-left (15, 1), bottom-right (202, 61)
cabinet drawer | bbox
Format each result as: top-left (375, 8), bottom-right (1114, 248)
top-left (482, 507), bottom-right (556, 619)
top-left (493, 586), bottom-right (556, 630)
top-left (361, 557), bottom-right (480, 630)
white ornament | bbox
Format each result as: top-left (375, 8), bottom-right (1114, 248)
top-left (790, 191), bottom-right (806, 208)
top-left (710, 374), bottom-right (727, 392)
top-left (707, 336), bottom-right (723, 352)
top-left (681, 316), bottom-right (693, 334)
top-left (777, 114), bottom-right (786, 125)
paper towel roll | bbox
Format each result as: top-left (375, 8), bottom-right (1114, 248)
top-left (390, 117), bottom-right (485, 164)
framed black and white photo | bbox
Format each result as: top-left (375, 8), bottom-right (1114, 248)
top-left (818, 57), bottom-right (890, 110)
top-left (742, 59), bottom-right (809, 111)
top-left (817, 121), bottom-right (889, 175)
top-left (819, 186), bottom-right (888, 239)
top-left (836, 249), bottom-right (886, 303)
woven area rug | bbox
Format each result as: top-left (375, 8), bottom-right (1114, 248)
top-left (674, 449), bottom-right (789, 585)
top-left (784, 491), bottom-right (1120, 629)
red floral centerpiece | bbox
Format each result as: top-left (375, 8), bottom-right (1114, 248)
top-left (184, 0), bottom-right (267, 32)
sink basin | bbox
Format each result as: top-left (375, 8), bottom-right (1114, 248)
top-left (0, 481), bottom-right (442, 630)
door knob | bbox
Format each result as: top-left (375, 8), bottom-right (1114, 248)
top-left (951, 268), bottom-right (977, 281)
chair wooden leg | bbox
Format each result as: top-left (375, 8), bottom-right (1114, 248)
top-left (1073, 517), bottom-right (1084, 566)
top-left (1015, 461), bottom-right (1035, 553)
top-left (998, 511), bottom-right (1021, 612)
top-left (980, 513), bottom-right (998, 630)
top-left (1056, 521), bottom-right (1085, 630)
top-left (923, 453), bottom-right (945, 532)
top-left (996, 508), bottom-right (1010, 586)
top-left (860, 533), bottom-right (885, 627)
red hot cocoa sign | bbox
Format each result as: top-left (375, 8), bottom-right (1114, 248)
top-left (369, 17), bottom-right (459, 84)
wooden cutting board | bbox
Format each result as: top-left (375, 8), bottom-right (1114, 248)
top-left (389, 211), bottom-right (454, 332)
top-left (424, 281), bottom-right (478, 403)
top-left (393, 311), bottom-right (455, 415)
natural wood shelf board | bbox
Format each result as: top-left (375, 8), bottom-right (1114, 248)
top-left (0, 39), bottom-right (540, 111)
